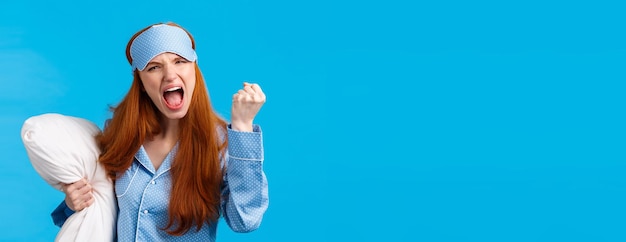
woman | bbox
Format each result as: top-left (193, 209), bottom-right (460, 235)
top-left (53, 22), bottom-right (269, 241)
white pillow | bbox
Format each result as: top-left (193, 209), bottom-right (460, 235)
top-left (21, 113), bottom-right (116, 242)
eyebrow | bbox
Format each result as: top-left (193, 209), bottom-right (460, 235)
top-left (145, 54), bottom-right (190, 68)
top-left (147, 56), bottom-right (188, 65)
top-left (145, 61), bottom-right (162, 66)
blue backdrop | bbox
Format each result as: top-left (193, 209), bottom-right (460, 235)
top-left (1, 0), bottom-right (625, 241)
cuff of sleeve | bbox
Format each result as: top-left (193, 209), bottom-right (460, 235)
top-left (227, 124), bottom-right (263, 161)
top-left (64, 205), bottom-right (74, 217)
top-left (51, 201), bottom-right (74, 227)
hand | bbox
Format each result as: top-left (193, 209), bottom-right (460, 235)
top-left (231, 82), bottom-right (266, 132)
top-left (61, 178), bottom-right (94, 212)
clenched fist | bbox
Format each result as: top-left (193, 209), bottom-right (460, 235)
top-left (61, 178), bottom-right (94, 212)
top-left (231, 82), bottom-right (266, 132)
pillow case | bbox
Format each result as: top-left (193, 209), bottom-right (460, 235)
top-left (21, 113), bottom-right (116, 242)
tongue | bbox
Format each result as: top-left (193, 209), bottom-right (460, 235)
top-left (164, 91), bottom-right (183, 107)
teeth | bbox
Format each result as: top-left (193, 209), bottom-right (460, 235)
top-left (165, 87), bottom-right (182, 92)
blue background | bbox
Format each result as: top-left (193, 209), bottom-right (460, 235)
top-left (1, 0), bottom-right (625, 241)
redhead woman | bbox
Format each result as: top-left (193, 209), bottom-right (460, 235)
top-left (52, 22), bottom-right (268, 241)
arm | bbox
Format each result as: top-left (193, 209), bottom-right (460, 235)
top-left (50, 179), bottom-right (93, 227)
top-left (221, 124), bottom-right (269, 232)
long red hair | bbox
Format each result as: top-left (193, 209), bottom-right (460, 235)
top-left (96, 22), bottom-right (227, 235)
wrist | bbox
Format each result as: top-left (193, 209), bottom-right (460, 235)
top-left (231, 120), bottom-right (253, 132)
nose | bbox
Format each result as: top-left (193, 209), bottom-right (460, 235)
top-left (162, 63), bottom-right (178, 82)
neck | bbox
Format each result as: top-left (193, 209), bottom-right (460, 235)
top-left (155, 117), bottom-right (180, 143)
top-left (142, 117), bottom-right (180, 171)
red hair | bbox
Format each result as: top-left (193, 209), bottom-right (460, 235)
top-left (96, 22), bottom-right (227, 235)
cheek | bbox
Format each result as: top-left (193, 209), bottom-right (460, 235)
top-left (186, 82), bottom-right (196, 100)
top-left (185, 74), bottom-right (197, 96)
top-left (140, 76), bottom-right (156, 91)
top-left (141, 82), bottom-right (162, 102)
top-left (140, 75), bottom-right (158, 89)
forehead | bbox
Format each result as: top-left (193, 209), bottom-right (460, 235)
top-left (148, 52), bottom-right (187, 63)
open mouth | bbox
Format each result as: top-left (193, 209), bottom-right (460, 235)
top-left (163, 86), bottom-right (184, 109)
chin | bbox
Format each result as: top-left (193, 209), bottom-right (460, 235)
top-left (159, 107), bottom-right (190, 120)
top-left (166, 111), bottom-right (188, 120)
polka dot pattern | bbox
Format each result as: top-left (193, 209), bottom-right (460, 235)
top-left (113, 124), bottom-right (268, 241)
top-left (129, 24), bottom-right (197, 71)
top-left (223, 124), bottom-right (269, 232)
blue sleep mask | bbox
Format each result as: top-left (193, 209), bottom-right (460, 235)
top-left (129, 24), bottom-right (197, 71)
